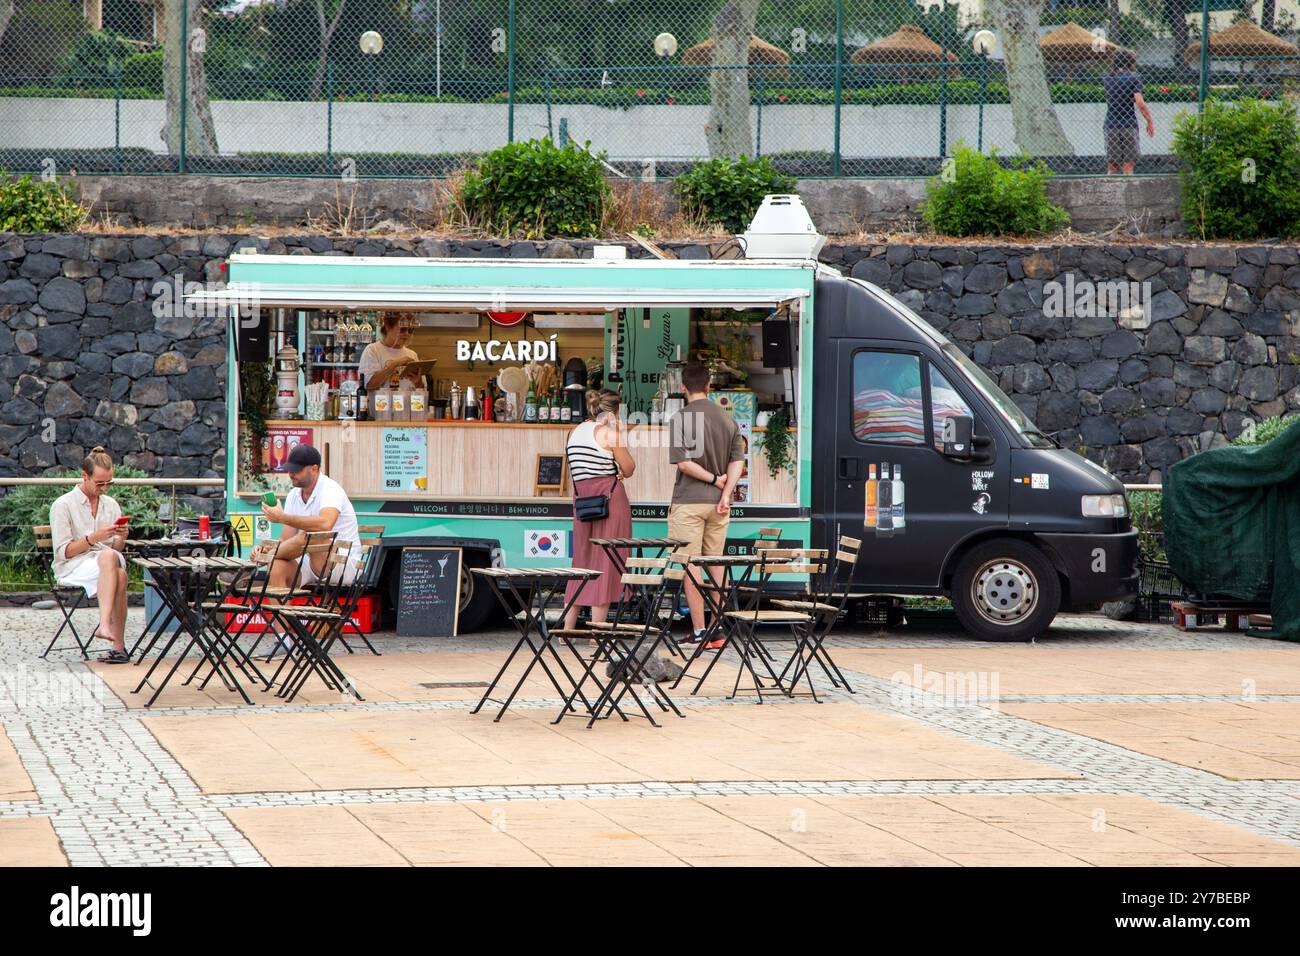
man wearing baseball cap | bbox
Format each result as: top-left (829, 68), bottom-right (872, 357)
top-left (261, 443), bottom-right (361, 597)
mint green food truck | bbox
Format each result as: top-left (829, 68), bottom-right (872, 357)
top-left (196, 203), bottom-right (1137, 640)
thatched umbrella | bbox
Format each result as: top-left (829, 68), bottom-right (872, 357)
top-left (1038, 22), bottom-right (1122, 65)
top-left (1184, 19), bottom-right (1300, 65)
top-left (682, 35), bottom-right (790, 82)
top-left (850, 24), bottom-right (958, 81)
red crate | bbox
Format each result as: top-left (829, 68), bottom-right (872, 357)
top-left (225, 594), bottom-right (380, 634)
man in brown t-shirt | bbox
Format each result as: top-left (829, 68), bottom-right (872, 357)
top-left (668, 362), bottom-right (745, 647)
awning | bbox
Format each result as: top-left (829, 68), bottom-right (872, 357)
top-left (186, 283), bottom-right (806, 312)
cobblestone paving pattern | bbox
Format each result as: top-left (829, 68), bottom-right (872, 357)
top-left (2, 608), bottom-right (1298, 864)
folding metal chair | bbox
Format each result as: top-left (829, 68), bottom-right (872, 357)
top-left (264, 540), bottom-right (364, 702)
top-left (255, 530), bottom-right (336, 661)
top-left (191, 539), bottom-right (284, 690)
top-left (332, 526), bottom-right (384, 656)
top-left (34, 525), bottom-right (94, 660)
top-left (554, 557), bottom-right (687, 727)
top-left (773, 535), bottom-right (861, 695)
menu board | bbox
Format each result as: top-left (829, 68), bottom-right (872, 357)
top-left (535, 453), bottom-right (565, 494)
top-left (382, 427), bottom-right (428, 492)
top-left (396, 547), bottom-right (462, 637)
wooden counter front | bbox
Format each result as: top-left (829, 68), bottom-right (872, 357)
top-left (250, 420), bottom-right (797, 503)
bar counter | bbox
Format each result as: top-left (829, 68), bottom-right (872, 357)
top-left (245, 419), bottom-right (797, 504)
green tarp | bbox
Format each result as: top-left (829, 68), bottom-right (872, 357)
top-left (1163, 421), bottom-right (1300, 641)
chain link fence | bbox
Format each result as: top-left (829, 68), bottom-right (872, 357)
top-left (2, 0), bottom-right (1299, 179)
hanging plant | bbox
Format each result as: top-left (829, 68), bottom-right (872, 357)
top-left (239, 360), bottom-right (275, 476)
top-left (762, 408), bottom-right (793, 480)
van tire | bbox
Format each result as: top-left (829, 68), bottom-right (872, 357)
top-left (951, 540), bottom-right (1060, 642)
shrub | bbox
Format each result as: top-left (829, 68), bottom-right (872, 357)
top-left (457, 138), bottom-right (611, 239)
top-left (921, 145), bottom-right (1069, 237)
top-left (1172, 99), bottom-right (1300, 240)
top-left (0, 467), bottom-right (175, 559)
top-left (54, 29), bottom-right (143, 86)
top-left (673, 156), bottom-right (797, 233)
top-left (121, 49), bottom-right (164, 95)
top-left (0, 172), bottom-right (86, 232)
top-left (1126, 490), bottom-right (1165, 561)
top-left (1231, 414), bottom-right (1300, 446)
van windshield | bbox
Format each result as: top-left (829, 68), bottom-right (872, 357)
top-left (941, 343), bottom-right (1056, 449)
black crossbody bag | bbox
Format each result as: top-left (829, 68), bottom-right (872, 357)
top-left (569, 447), bottom-right (614, 522)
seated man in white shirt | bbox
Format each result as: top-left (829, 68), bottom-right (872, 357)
top-left (48, 446), bottom-right (130, 662)
top-left (260, 445), bottom-right (362, 651)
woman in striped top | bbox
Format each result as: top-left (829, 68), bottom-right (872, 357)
top-left (563, 389), bottom-right (636, 629)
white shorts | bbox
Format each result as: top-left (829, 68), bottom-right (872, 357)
top-left (55, 550), bottom-right (125, 599)
top-left (297, 552), bottom-right (359, 587)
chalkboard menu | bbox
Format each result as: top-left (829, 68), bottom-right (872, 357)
top-left (535, 453), bottom-right (566, 495)
top-left (396, 547), bottom-right (462, 637)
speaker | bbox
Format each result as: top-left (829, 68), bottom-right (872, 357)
top-left (761, 318), bottom-right (792, 368)
top-left (236, 309), bottom-right (271, 363)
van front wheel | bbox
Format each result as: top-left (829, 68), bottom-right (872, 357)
top-left (951, 540), bottom-right (1061, 642)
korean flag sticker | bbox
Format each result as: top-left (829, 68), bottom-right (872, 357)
top-left (1031, 473), bottom-right (1050, 490)
top-left (525, 530), bottom-right (568, 559)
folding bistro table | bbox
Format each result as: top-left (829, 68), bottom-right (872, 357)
top-left (130, 555), bottom-right (259, 707)
top-left (589, 537), bottom-right (686, 623)
top-left (126, 537), bottom-right (229, 661)
top-left (470, 567), bottom-right (615, 723)
top-left (675, 552), bottom-right (794, 699)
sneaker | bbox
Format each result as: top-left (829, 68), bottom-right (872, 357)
top-left (680, 629), bottom-right (707, 646)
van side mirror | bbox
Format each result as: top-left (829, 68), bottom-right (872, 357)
top-left (941, 416), bottom-right (995, 463)
top-left (942, 416), bottom-right (973, 458)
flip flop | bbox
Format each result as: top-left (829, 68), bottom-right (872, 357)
top-left (97, 649), bottom-right (130, 664)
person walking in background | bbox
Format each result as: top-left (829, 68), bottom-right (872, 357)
top-left (563, 389), bottom-right (636, 631)
top-left (1103, 48), bottom-right (1154, 176)
top-left (48, 447), bottom-right (130, 663)
top-left (667, 362), bottom-right (744, 649)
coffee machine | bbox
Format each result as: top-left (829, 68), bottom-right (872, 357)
top-left (563, 357), bottom-right (588, 420)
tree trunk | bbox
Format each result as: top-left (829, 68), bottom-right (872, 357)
top-left (309, 0), bottom-right (348, 101)
top-left (161, 0), bottom-right (219, 157)
top-left (1165, 0), bottom-right (1193, 76)
top-left (0, 0), bottom-right (16, 47)
top-left (985, 0), bottom-right (1074, 157)
top-left (704, 0), bottom-right (760, 159)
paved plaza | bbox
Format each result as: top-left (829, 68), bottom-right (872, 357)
top-left (2, 608), bottom-right (1300, 866)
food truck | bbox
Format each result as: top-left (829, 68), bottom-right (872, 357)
top-left (196, 198), bottom-right (1137, 640)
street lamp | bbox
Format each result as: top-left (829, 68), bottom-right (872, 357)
top-left (972, 30), bottom-right (996, 152)
top-left (359, 30), bottom-right (384, 102)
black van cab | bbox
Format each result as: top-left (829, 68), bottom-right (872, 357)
top-left (812, 272), bottom-right (1140, 641)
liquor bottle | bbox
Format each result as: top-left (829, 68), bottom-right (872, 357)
top-left (877, 461), bottom-right (893, 533)
top-left (482, 381), bottom-right (494, 422)
top-left (552, 389), bottom-right (562, 423)
top-left (524, 385), bottom-right (538, 423)
top-left (357, 377), bottom-right (369, 421)
top-left (560, 392), bottom-right (573, 424)
top-left (865, 464), bottom-right (878, 529)
top-left (892, 464), bottom-right (905, 531)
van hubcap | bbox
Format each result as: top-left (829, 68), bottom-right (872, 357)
top-left (971, 559), bottom-right (1037, 626)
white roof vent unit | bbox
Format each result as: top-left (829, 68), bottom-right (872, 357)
top-left (740, 194), bottom-right (826, 260)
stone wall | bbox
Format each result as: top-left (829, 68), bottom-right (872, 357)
top-left (827, 241), bottom-right (1300, 480)
top-left (74, 173), bottom-right (1184, 236)
top-left (2, 232), bottom-right (1298, 511)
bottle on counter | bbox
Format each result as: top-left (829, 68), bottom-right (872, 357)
top-left (560, 391), bottom-right (573, 425)
top-left (410, 383), bottom-right (427, 421)
top-left (464, 386), bottom-right (479, 420)
top-left (524, 384), bottom-right (538, 423)
top-left (482, 380), bottom-right (494, 422)
top-left (357, 377), bottom-right (369, 421)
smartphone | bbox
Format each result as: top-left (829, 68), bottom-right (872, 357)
top-left (114, 516), bottom-right (129, 527)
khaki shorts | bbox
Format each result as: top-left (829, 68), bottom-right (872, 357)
top-left (667, 502), bottom-right (730, 558)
